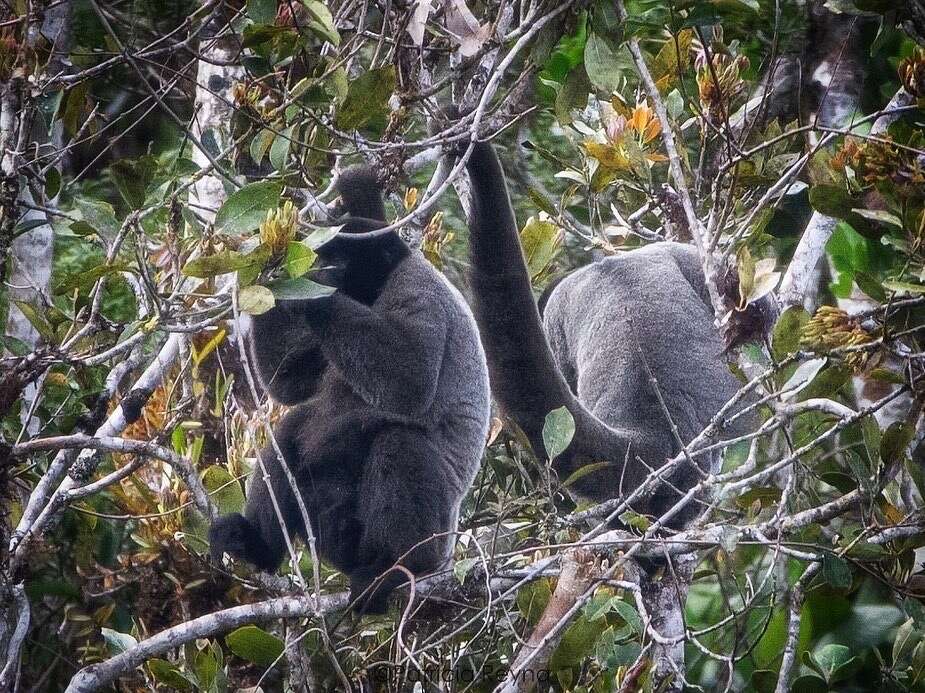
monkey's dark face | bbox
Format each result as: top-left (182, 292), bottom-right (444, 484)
top-left (314, 228), bottom-right (410, 305)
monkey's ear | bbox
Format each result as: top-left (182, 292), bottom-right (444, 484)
top-left (334, 167), bottom-right (387, 221)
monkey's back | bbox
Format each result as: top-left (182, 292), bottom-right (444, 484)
top-left (542, 242), bottom-right (741, 467)
top-left (387, 253), bottom-right (491, 489)
top-left (306, 251), bottom-right (490, 492)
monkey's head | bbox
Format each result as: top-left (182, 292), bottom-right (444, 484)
top-left (314, 165), bottom-right (411, 303)
top-left (332, 166), bottom-right (387, 222)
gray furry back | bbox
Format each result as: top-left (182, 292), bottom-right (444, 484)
top-left (542, 242), bottom-right (745, 468)
top-left (461, 141), bottom-right (756, 527)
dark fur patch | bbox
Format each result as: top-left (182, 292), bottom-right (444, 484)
top-left (211, 169), bottom-right (489, 613)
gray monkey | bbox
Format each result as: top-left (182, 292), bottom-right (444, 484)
top-left (209, 168), bottom-right (490, 612)
top-left (461, 141), bottom-right (752, 527)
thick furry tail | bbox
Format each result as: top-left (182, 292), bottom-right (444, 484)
top-left (464, 142), bottom-right (584, 455)
top-left (335, 166), bottom-right (387, 221)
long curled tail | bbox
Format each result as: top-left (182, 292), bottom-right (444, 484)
top-left (464, 142), bottom-right (579, 455)
top-left (464, 142), bottom-right (638, 472)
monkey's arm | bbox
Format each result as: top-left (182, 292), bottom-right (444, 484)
top-left (248, 303), bottom-right (327, 405)
top-left (463, 142), bottom-right (583, 452)
top-left (292, 293), bottom-right (447, 417)
top-left (209, 445), bottom-right (294, 572)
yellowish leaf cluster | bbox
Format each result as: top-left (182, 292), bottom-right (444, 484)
top-left (421, 211), bottom-right (454, 269)
top-left (259, 199), bottom-right (297, 256)
top-left (583, 100), bottom-right (667, 174)
top-left (696, 53), bottom-right (749, 123)
top-left (898, 47), bottom-right (925, 98)
top-left (403, 186), bottom-right (419, 211)
top-left (835, 137), bottom-right (925, 192)
top-left (801, 306), bottom-right (875, 373)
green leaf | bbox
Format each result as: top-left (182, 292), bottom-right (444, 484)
top-left (269, 124), bottom-right (296, 172)
top-left (852, 208), bottom-right (903, 228)
top-left (562, 461), bottom-right (612, 488)
top-left (827, 221), bottom-right (869, 274)
top-left (194, 642), bottom-right (222, 690)
top-left (226, 625), bottom-right (284, 667)
top-left (250, 128), bottom-right (276, 165)
top-left (335, 66), bottom-right (396, 130)
top-left (861, 415), bottom-right (881, 467)
top-left (520, 217), bottom-right (561, 280)
top-left (268, 276), bottom-right (336, 300)
top-left (182, 251), bottom-right (254, 278)
top-left (780, 358), bottom-right (827, 395)
top-left (904, 596), bottom-right (925, 628)
top-left (236, 243), bottom-right (273, 287)
top-left (101, 628), bottom-right (138, 655)
top-left (584, 32), bottom-right (626, 95)
top-left (302, 225), bottom-right (342, 249)
top-left (619, 510), bottom-right (651, 532)
top-left (453, 557), bottom-right (479, 584)
top-left (13, 218), bottom-right (48, 238)
top-left (584, 593), bottom-right (615, 622)
top-left (45, 167), bottom-right (61, 198)
top-left (804, 643), bottom-right (858, 684)
top-left (595, 630), bottom-right (641, 670)
top-left (650, 30), bottom-right (693, 91)
top-left (54, 263), bottom-right (132, 295)
top-left (734, 486), bottom-right (781, 510)
top-left (61, 81), bottom-right (90, 138)
top-left (822, 552), bottom-right (852, 590)
top-left (238, 285), bottom-right (275, 315)
top-left (75, 198), bottom-right (121, 239)
top-left (147, 659), bottom-right (194, 691)
top-left (542, 406), bottom-right (575, 460)
top-left (894, 618), bottom-right (921, 665)
top-left (527, 187), bottom-right (558, 216)
top-left (12, 301), bottom-right (56, 344)
top-left (611, 598), bottom-right (643, 634)
top-left (110, 156), bottom-right (157, 209)
top-left (869, 368), bottom-right (905, 384)
top-left (517, 578), bottom-right (552, 625)
top-left (881, 421), bottom-right (914, 466)
top-left (247, 0), bottom-right (277, 23)
top-left (549, 616), bottom-right (606, 671)
top-left (771, 306), bottom-right (809, 360)
top-left (809, 184), bottom-right (855, 220)
top-left (213, 181), bottom-right (283, 235)
top-left (202, 466), bottom-right (245, 515)
top-left (285, 241), bottom-right (317, 278)
top-left (302, 0), bottom-right (341, 46)
top-left (882, 280), bottom-right (925, 295)
top-left (665, 88), bottom-right (684, 118)
top-left (554, 66), bottom-right (591, 124)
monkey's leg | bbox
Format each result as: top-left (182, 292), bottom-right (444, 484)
top-left (349, 427), bottom-right (458, 614)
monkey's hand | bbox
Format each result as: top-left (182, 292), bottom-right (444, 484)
top-left (208, 513), bottom-right (280, 572)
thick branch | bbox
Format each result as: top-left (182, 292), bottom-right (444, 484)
top-left (496, 549), bottom-right (598, 693)
top-left (64, 593), bottom-right (349, 693)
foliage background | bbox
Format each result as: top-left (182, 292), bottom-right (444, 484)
top-left (2, 0), bottom-right (925, 691)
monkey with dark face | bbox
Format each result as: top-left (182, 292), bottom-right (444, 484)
top-left (460, 141), bottom-right (753, 528)
top-left (209, 168), bottom-right (491, 613)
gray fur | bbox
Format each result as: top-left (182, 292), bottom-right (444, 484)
top-left (210, 170), bottom-right (489, 613)
top-left (462, 141), bottom-right (752, 527)
top-left (543, 242), bottom-right (741, 478)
